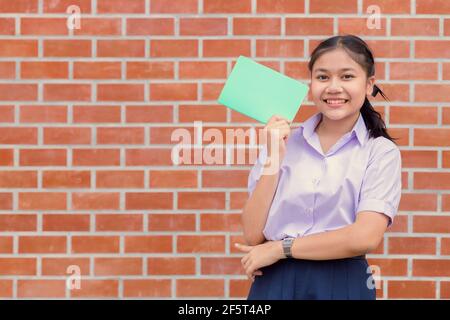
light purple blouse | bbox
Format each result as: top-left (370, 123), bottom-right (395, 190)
top-left (248, 112), bottom-right (402, 241)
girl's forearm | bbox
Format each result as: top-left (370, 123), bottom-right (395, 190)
top-left (288, 223), bottom-right (369, 260)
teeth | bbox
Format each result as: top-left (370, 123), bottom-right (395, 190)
top-left (325, 99), bottom-right (347, 104)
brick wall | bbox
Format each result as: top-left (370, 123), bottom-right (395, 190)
top-left (0, 0), bottom-right (449, 299)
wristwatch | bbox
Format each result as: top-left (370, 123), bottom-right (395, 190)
top-left (282, 237), bottom-right (295, 258)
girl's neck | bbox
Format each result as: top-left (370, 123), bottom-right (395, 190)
top-left (315, 112), bottom-right (360, 138)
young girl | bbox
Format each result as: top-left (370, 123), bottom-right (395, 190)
top-left (235, 35), bottom-right (402, 300)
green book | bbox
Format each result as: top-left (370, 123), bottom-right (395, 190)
top-left (218, 55), bottom-right (309, 124)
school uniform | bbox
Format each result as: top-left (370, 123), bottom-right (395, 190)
top-left (246, 111), bottom-right (402, 300)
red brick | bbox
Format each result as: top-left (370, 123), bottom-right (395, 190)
top-left (96, 171), bottom-right (144, 188)
top-left (43, 214), bottom-right (90, 231)
top-left (310, 0), bottom-right (357, 13)
top-left (148, 258), bottom-right (196, 275)
top-left (414, 172), bottom-right (450, 189)
top-left (0, 18), bottom-right (14, 35)
top-left (0, 280), bottom-right (13, 298)
top-left (390, 106), bottom-right (437, 124)
top-left (233, 18), bottom-right (281, 35)
top-left (127, 62), bottom-right (174, 79)
top-left (19, 236), bottom-right (66, 253)
top-left (0, 171), bottom-right (37, 188)
top-left (73, 105), bottom-right (121, 123)
top-left (19, 192), bottom-right (66, 210)
top-left (416, 41), bottom-right (450, 59)
top-left (126, 105), bottom-right (173, 123)
top-left (148, 214), bottom-right (196, 231)
top-left (0, 214), bottom-right (36, 231)
top-left (42, 258), bottom-right (90, 276)
top-left (150, 170), bottom-right (197, 188)
top-left (95, 258), bottom-right (142, 276)
top-left (44, 40), bottom-right (91, 57)
top-left (178, 105), bottom-right (226, 122)
top-left (150, 83), bottom-right (197, 101)
top-left (125, 236), bottom-right (172, 253)
top-left (0, 258), bottom-right (36, 275)
top-left (97, 0), bottom-right (145, 13)
top-left (388, 237), bottom-right (436, 255)
top-left (72, 236), bottom-right (120, 253)
top-left (203, 40), bottom-right (250, 57)
top-left (0, 150), bottom-right (13, 166)
top-left (123, 280), bottom-right (171, 298)
top-left (257, 0), bottom-right (304, 13)
top-left (74, 62), bottom-right (121, 79)
top-left (72, 192), bottom-right (120, 210)
top-left (0, 0), bottom-right (38, 13)
top-left (398, 193), bottom-right (437, 211)
top-left (44, 84), bottom-right (91, 101)
top-left (70, 280), bottom-right (118, 298)
top-left (127, 18), bottom-right (174, 35)
top-left (21, 18), bottom-right (67, 35)
top-left (388, 281), bottom-right (435, 299)
top-left (150, 40), bottom-right (198, 57)
top-left (43, 0), bottom-right (91, 13)
top-left (256, 40), bottom-right (303, 57)
top-left (72, 149), bottom-right (120, 166)
top-left (178, 192), bottom-right (225, 209)
top-left (96, 214), bottom-right (143, 231)
top-left (204, 0), bottom-right (250, 13)
top-left (125, 192), bottom-right (173, 210)
top-left (98, 84), bottom-right (144, 101)
top-left (74, 18), bottom-right (121, 35)
top-left (97, 127), bottom-right (144, 144)
top-left (0, 62), bottom-right (15, 78)
top-left (201, 257), bottom-right (243, 275)
top-left (416, 0), bottom-right (450, 14)
top-left (180, 18), bottom-right (227, 36)
top-left (125, 148), bottom-right (173, 166)
top-left (362, 0), bottom-right (410, 14)
top-left (0, 40), bottom-right (37, 57)
top-left (391, 18), bottom-right (439, 36)
top-left (413, 216), bottom-right (450, 233)
top-left (18, 280), bottom-right (65, 298)
top-left (338, 18), bottom-right (387, 36)
top-left (0, 193), bottom-right (13, 209)
top-left (20, 105), bottom-right (67, 123)
top-left (286, 18), bottom-right (333, 36)
top-left (0, 84), bottom-right (37, 101)
top-left (179, 61), bottom-right (227, 79)
top-left (42, 170), bottom-right (90, 188)
top-left (97, 40), bottom-right (145, 57)
top-left (44, 127), bottom-right (91, 144)
top-left (413, 260), bottom-right (450, 277)
top-left (0, 237), bottom-right (13, 253)
top-left (200, 213), bottom-right (242, 232)
top-left (177, 235), bottom-right (225, 253)
top-left (152, 0), bottom-right (198, 13)
top-left (177, 279), bottom-right (224, 297)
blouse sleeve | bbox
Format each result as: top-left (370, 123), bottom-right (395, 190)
top-left (356, 142), bottom-right (402, 227)
top-left (247, 146), bottom-right (268, 196)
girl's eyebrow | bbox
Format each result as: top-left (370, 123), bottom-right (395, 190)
top-left (314, 68), bottom-right (356, 73)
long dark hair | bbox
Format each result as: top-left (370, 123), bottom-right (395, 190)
top-left (308, 35), bottom-right (397, 143)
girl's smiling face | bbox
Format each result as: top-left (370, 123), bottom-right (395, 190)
top-left (310, 48), bottom-right (375, 121)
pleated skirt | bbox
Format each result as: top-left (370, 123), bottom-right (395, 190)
top-left (247, 255), bottom-right (376, 300)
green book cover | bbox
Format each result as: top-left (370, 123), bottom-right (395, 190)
top-left (218, 55), bottom-right (309, 124)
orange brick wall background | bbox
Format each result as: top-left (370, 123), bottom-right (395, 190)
top-left (0, 0), bottom-right (449, 299)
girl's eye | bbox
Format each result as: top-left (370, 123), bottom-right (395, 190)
top-left (343, 74), bottom-right (354, 80)
top-left (316, 75), bottom-right (328, 80)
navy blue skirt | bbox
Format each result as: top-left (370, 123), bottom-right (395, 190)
top-left (247, 255), bottom-right (376, 300)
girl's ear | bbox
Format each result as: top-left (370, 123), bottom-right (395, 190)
top-left (366, 76), bottom-right (375, 96)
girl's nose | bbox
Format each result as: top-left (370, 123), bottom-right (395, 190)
top-left (326, 82), bottom-right (342, 93)
top-left (325, 79), bottom-right (343, 93)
